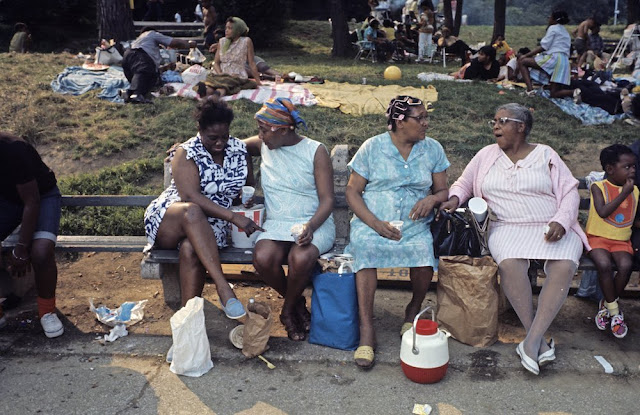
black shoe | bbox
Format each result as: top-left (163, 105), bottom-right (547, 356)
top-left (129, 94), bottom-right (152, 104)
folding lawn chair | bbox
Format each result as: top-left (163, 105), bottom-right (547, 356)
top-left (353, 29), bottom-right (375, 63)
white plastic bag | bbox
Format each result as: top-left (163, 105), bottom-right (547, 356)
top-left (181, 64), bottom-right (209, 85)
top-left (169, 297), bottom-right (214, 377)
top-left (95, 46), bottom-right (123, 65)
top-left (187, 47), bottom-right (206, 64)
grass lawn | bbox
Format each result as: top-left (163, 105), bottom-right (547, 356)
top-left (0, 21), bottom-right (636, 235)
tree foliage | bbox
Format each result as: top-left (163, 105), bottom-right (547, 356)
top-left (463, 0), bottom-right (624, 25)
top-left (212, 0), bottom-right (291, 48)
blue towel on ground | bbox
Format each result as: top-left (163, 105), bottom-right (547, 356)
top-left (51, 66), bottom-right (129, 103)
top-left (538, 89), bottom-right (626, 126)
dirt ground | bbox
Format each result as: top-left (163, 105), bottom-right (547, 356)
top-left (1, 252), bottom-right (290, 339)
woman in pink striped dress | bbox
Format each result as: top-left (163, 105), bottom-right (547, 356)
top-left (439, 103), bottom-right (590, 376)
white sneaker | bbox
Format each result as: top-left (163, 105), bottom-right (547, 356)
top-left (40, 312), bottom-right (64, 338)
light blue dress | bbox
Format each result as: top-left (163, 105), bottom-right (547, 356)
top-left (255, 137), bottom-right (335, 254)
top-left (345, 132), bottom-right (450, 272)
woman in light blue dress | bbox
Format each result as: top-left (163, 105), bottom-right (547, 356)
top-left (245, 98), bottom-right (335, 342)
top-left (345, 95), bottom-right (450, 369)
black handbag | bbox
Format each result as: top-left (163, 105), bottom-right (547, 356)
top-left (431, 209), bottom-right (482, 258)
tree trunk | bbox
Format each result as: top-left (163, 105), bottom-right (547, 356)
top-left (329, 0), bottom-right (351, 58)
top-left (97, 0), bottom-right (135, 43)
top-left (453, 0), bottom-right (464, 36)
top-left (492, 0), bottom-right (506, 42)
top-left (443, 0), bottom-right (454, 30)
top-left (628, 0), bottom-right (640, 24)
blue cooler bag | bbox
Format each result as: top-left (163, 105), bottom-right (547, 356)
top-left (309, 263), bottom-right (359, 350)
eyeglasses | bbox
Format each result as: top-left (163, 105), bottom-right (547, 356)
top-left (488, 117), bottom-right (524, 128)
top-left (405, 114), bottom-right (429, 123)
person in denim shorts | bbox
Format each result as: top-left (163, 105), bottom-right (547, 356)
top-left (0, 132), bottom-right (64, 338)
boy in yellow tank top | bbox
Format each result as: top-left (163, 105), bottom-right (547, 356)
top-left (586, 144), bottom-right (639, 338)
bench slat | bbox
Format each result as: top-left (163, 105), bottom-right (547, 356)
top-left (61, 195), bottom-right (155, 207)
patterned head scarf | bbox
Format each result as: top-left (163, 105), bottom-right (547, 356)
top-left (254, 98), bottom-right (307, 130)
top-left (221, 17), bottom-right (249, 54)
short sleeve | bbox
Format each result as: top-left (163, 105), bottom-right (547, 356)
top-left (153, 31), bottom-right (174, 47)
top-left (6, 142), bottom-right (36, 185)
top-left (540, 26), bottom-right (555, 51)
top-left (348, 138), bottom-right (372, 180)
top-left (430, 139), bottom-right (450, 173)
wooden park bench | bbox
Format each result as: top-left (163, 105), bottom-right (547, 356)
top-left (1, 145), bottom-right (351, 307)
top-left (133, 21), bottom-right (206, 49)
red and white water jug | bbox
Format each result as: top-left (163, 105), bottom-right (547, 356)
top-left (400, 306), bottom-right (451, 384)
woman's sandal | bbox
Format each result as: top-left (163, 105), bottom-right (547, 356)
top-left (280, 313), bottom-right (305, 341)
top-left (354, 345), bottom-right (375, 369)
top-left (400, 322), bottom-right (413, 337)
top-left (296, 297), bottom-right (312, 333)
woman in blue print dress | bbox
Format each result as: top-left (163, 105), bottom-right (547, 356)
top-left (345, 96), bottom-right (450, 369)
top-left (246, 98), bottom-right (335, 342)
top-left (144, 97), bottom-right (263, 320)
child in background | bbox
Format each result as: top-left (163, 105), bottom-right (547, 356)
top-left (416, 7), bottom-right (434, 63)
top-left (586, 144), bottom-right (640, 338)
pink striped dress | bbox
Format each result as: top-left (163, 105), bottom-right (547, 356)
top-left (482, 145), bottom-right (583, 265)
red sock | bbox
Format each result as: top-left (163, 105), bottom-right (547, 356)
top-left (37, 297), bottom-right (56, 318)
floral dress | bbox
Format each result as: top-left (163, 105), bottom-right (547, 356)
top-left (219, 37), bottom-right (249, 78)
top-left (345, 132), bottom-right (450, 272)
top-left (144, 135), bottom-right (248, 249)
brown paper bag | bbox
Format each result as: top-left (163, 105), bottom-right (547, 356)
top-left (242, 301), bottom-right (273, 358)
top-left (436, 255), bottom-right (499, 347)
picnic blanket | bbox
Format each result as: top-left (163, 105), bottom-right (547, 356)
top-left (161, 81), bottom-right (318, 107)
top-left (305, 81), bottom-right (438, 116)
top-left (51, 66), bottom-right (128, 103)
top-left (537, 89), bottom-right (626, 126)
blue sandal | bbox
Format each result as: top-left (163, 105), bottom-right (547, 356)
top-left (223, 298), bottom-right (246, 320)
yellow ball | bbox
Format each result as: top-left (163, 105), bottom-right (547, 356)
top-left (384, 65), bottom-right (402, 80)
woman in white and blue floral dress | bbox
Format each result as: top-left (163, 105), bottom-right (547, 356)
top-left (144, 97), bottom-right (263, 324)
top-left (345, 96), bottom-right (450, 369)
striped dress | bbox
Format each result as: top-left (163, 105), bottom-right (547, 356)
top-left (481, 145), bottom-right (583, 265)
top-left (530, 24), bottom-right (571, 86)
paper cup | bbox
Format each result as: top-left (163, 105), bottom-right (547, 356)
top-left (241, 186), bottom-right (255, 204)
top-left (390, 220), bottom-right (404, 235)
top-left (229, 325), bottom-right (244, 349)
top-left (468, 197), bottom-right (488, 222)
top-left (291, 223), bottom-right (305, 243)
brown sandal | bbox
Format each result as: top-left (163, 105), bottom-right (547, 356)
top-left (280, 313), bottom-right (305, 341)
top-left (296, 297), bottom-right (312, 333)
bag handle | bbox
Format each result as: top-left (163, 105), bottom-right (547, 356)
top-left (412, 306), bottom-right (435, 354)
top-left (337, 261), bottom-right (353, 274)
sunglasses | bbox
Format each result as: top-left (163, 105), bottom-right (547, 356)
top-left (488, 117), bottom-right (523, 128)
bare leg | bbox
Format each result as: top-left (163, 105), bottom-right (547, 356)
top-left (549, 83), bottom-right (575, 99)
top-left (286, 243), bottom-right (319, 333)
top-left (356, 268), bottom-right (378, 349)
top-left (177, 239), bottom-right (206, 306)
top-left (30, 239), bottom-right (57, 299)
top-left (523, 259), bottom-right (576, 359)
top-left (611, 251), bottom-right (633, 297)
top-left (155, 202), bottom-right (235, 306)
top-left (404, 266), bottom-right (433, 322)
top-left (590, 248), bottom-right (617, 302)
top-left (517, 57), bottom-right (542, 92)
top-left (253, 239), bottom-right (289, 296)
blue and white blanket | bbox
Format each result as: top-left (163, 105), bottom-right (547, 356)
top-left (51, 66), bottom-right (129, 103)
top-left (537, 89), bottom-right (626, 126)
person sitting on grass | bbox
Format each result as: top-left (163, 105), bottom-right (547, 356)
top-left (463, 45), bottom-right (500, 81)
top-left (0, 132), bottom-right (64, 338)
top-left (9, 22), bottom-right (31, 53)
top-left (143, 97), bottom-right (264, 361)
top-left (518, 9), bottom-right (578, 99)
top-left (198, 17), bottom-right (262, 98)
top-left (586, 144), bottom-right (639, 339)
